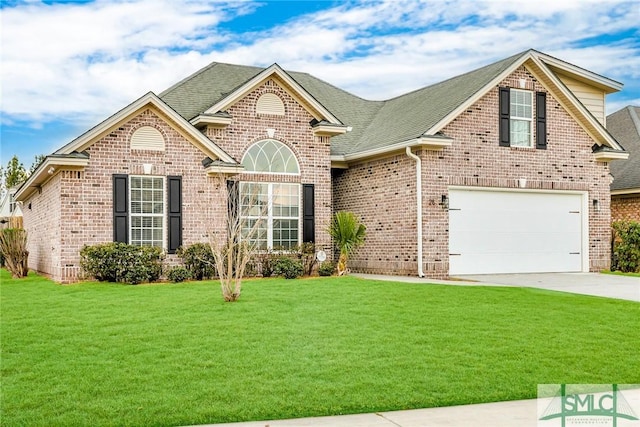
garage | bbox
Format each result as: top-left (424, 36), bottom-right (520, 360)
top-left (448, 188), bottom-right (586, 275)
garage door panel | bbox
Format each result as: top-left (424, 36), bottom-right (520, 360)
top-left (448, 189), bottom-right (584, 275)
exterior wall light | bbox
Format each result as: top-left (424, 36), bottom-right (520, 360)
top-left (440, 194), bottom-right (449, 209)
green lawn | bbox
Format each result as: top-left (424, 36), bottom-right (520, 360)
top-left (1, 270), bottom-right (638, 427)
top-left (602, 270), bottom-right (640, 277)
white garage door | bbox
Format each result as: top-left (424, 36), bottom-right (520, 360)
top-left (448, 189), bottom-right (584, 275)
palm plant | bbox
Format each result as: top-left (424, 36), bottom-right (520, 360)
top-left (327, 211), bottom-right (366, 276)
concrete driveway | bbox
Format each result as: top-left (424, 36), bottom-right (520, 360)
top-left (456, 272), bottom-right (640, 302)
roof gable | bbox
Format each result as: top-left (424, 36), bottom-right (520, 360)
top-left (608, 106), bottom-right (640, 192)
top-left (202, 64), bottom-right (343, 125)
top-left (161, 62), bottom-right (343, 126)
top-left (55, 92), bottom-right (235, 163)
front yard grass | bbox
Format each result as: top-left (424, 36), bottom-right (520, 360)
top-left (1, 270), bottom-right (638, 426)
top-left (601, 270), bottom-right (640, 277)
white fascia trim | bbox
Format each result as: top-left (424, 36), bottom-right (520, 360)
top-left (593, 151), bottom-right (629, 161)
top-left (205, 164), bottom-right (245, 176)
top-left (204, 64), bottom-right (343, 125)
top-left (190, 115), bottom-right (233, 127)
top-left (312, 124), bottom-right (348, 136)
top-left (611, 187), bottom-right (640, 196)
top-left (535, 52), bottom-right (623, 93)
top-left (342, 136), bottom-right (453, 163)
top-left (528, 56), bottom-right (625, 151)
top-left (55, 92), bottom-right (236, 164)
top-left (15, 156), bottom-right (90, 201)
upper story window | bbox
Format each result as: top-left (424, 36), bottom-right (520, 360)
top-left (509, 89), bottom-right (533, 147)
top-left (499, 87), bottom-right (546, 150)
top-left (241, 139), bottom-right (299, 174)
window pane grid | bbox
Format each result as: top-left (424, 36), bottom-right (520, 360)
top-left (241, 140), bottom-right (300, 174)
top-left (130, 176), bottom-right (164, 248)
top-left (510, 89), bottom-right (533, 147)
top-left (240, 182), bottom-right (299, 250)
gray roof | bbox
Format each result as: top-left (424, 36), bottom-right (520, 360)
top-left (608, 106), bottom-right (640, 191)
top-left (160, 51), bottom-right (530, 156)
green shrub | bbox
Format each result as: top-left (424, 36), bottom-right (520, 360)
top-left (611, 221), bottom-right (640, 273)
top-left (0, 228), bottom-right (29, 278)
top-left (80, 243), bottom-right (164, 284)
top-left (273, 257), bottom-right (303, 279)
top-left (296, 242), bottom-right (317, 276)
top-left (318, 261), bottom-right (335, 276)
top-left (177, 243), bottom-right (216, 280)
top-left (167, 266), bottom-right (191, 283)
top-left (253, 248), bottom-right (277, 277)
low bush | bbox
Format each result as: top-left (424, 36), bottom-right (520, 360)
top-left (253, 249), bottom-right (277, 278)
top-left (611, 221), bottom-right (640, 273)
top-left (177, 243), bottom-right (216, 280)
top-left (318, 261), bottom-right (335, 276)
top-left (296, 242), bottom-right (317, 276)
top-left (167, 266), bottom-right (191, 283)
top-left (80, 243), bottom-right (164, 284)
top-left (0, 228), bottom-right (29, 278)
top-left (273, 257), bottom-right (303, 279)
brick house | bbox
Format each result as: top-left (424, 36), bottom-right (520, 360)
top-left (15, 49), bottom-right (627, 283)
top-left (607, 106), bottom-right (640, 222)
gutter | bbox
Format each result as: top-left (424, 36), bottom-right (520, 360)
top-left (405, 147), bottom-right (424, 278)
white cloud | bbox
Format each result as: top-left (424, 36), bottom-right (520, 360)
top-left (1, 0), bottom-right (639, 127)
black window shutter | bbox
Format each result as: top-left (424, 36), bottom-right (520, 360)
top-left (302, 184), bottom-right (315, 243)
top-left (499, 87), bottom-right (511, 147)
top-left (167, 176), bottom-right (182, 254)
top-left (113, 174), bottom-right (129, 243)
top-left (536, 91), bottom-right (547, 150)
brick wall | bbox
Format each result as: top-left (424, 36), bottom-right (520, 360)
top-left (27, 77), bottom-right (333, 282)
top-left (611, 195), bottom-right (640, 222)
top-left (23, 174), bottom-right (62, 280)
top-left (205, 78), bottom-right (333, 255)
top-left (334, 65), bottom-right (612, 277)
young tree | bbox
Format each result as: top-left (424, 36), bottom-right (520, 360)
top-left (209, 178), bottom-right (267, 302)
top-left (3, 155), bottom-right (28, 189)
top-left (327, 211), bottom-right (366, 276)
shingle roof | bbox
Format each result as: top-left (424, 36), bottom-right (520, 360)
top-left (608, 106), bottom-right (640, 191)
top-left (158, 50), bottom-right (531, 156)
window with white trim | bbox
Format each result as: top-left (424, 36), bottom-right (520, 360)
top-left (130, 176), bottom-right (164, 248)
top-left (510, 89), bottom-right (533, 147)
top-left (240, 182), bottom-right (300, 251)
top-left (241, 139), bottom-right (300, 174)
top-left (240, 140), bottom-right (300, 250)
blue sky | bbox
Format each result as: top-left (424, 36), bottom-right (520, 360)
top-left (1, 0), bottom-right (639, 171)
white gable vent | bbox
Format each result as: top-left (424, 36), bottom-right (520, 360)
top-left (256, 93), bottom-right (285, 116)
top-left (131, 126), bottom-right (165, 151)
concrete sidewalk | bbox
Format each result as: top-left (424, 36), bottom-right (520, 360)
top-left (190, 388), bottom-right (640, 427)
top-left (353, 272), bottom-right (640, 302)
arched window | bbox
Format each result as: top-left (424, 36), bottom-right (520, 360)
top-left (239, 140), bottom-right (300, 250)
top-left (241, 139), bottom-right (299, 174)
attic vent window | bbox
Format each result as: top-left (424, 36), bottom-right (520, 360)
top-left (131, 126), bottom-right (165, 151)
top-left (256, 93), bottom-right (285, 116)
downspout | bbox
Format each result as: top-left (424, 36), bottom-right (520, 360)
top-left (405, 147), bottom-right (424, 277)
